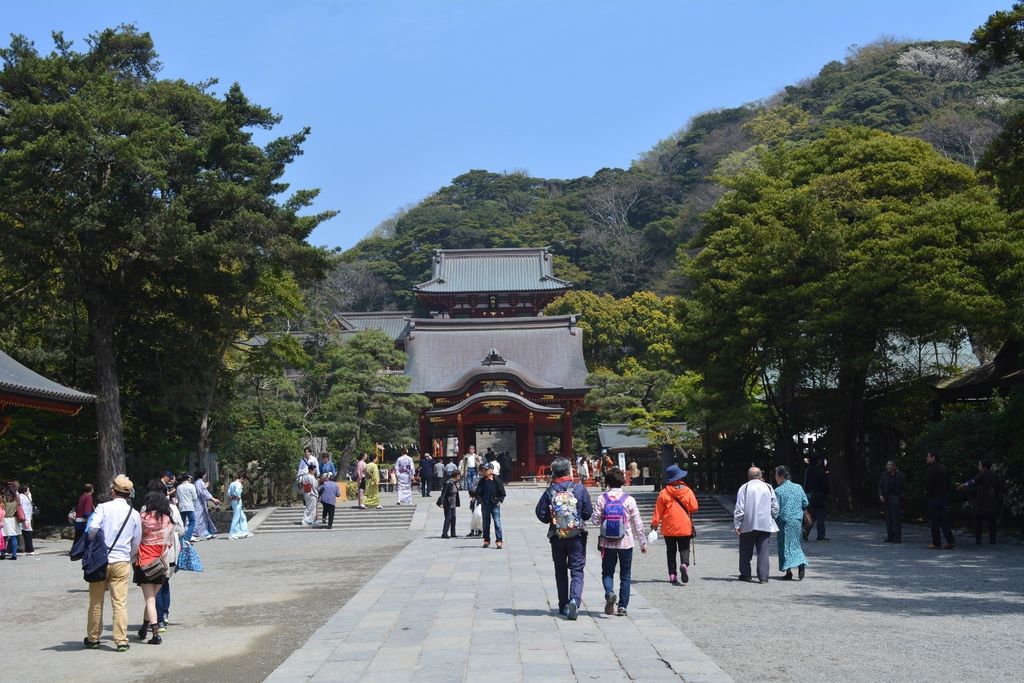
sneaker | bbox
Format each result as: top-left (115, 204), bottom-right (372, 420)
top-left (559, 606), bottom-right (569, 617)
top-left (137, 622), bottom-right (149, 640)
top-left (116, 643), bottom-right (130, 653)
top-left (604, 592), bottom-right (617, 615)
top-left (83, 638), bottom-right (100, 650)
top-left (680, 565), bottom-right (689, 584)
top-left (495, 541), bottom-right (503, 549)
top-left (206, 534), bottom-right (216, 540)
top-left (148, 634), bottom-right (162, 645)
top-left (669, 573), bottom-right (678, 585)
top-left (616, 606), bottom-right (628, 617)
top-left (567, 599), bottom-right (578, 621)
top-left (158, 622), bottom-right (167, 633)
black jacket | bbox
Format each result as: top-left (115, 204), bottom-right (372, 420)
top-left (963, 469), bottom-right (1001, 514)
top-left (440, 478), bottom-right (460, 509)
top-left (926, 462), bottom-right (951, 497)
top-left (472, 476), bottom-right (505, 505)
top-left (878, 470), bottom-right (906, 499)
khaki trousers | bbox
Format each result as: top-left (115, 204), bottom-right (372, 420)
top-left (87, 561), bottom-right (132, 644)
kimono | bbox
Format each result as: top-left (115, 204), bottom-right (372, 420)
top-left (228, 479), bottom-right (251, 538)
top-left (395, 454), bottom-right (414, 505)
top-left (773, 479), bottom-right (809, 571)
top-left (364, 461), bottom-right (381, 508)
top-left (193, 477), bottom-right (218, 537)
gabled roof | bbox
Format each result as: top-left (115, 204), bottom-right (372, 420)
top-left (426, 391), bottom-right (565, 416)
top-left (597, 423), bottom-right (688, 450)
top-left (0, 349), bottom-right (95, 415)
top-left (335, 311), bottom-right (413, 341)
top-left (934, 340), bottom-right (1023, 400)
top-left (404, 315), bottom-right (590, 394)
top-left (413, 247), bottom-right (572, 294)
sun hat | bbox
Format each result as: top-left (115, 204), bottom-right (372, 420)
top-left (664, 464), bottom-right (688, 484)
top-left (111, 474), bottom-right (134, 494)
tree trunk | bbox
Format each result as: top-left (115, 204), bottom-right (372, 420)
top-left (826, 365), bottom-right (868, 512)
top-left (87, 298), bottom-right (125, 491)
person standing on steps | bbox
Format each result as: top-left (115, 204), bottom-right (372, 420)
top-left (925, 451), bottom-right (955, 550)
top-left (318, 474), bottom-right (340, 530)
top-left (473, 461), bottom-right (505, 549)
top-left (772, 466), bottom-right (809, 581)
top-left (535, 457), bottom-right (592, 620)
top-left (299, 464), bottom-right (320, 527)
top-left (878, 460), bottom-right (906, 543)
top-left (592, 467), bottom-right (646, 617)
top-left (734, 467), bottom-right (779, 584)
top-left (364, 455), bottom-right (382, 509)
top-left (356, 453), bottom-right (368, 509)
top-left (650, 464), bottom-right (698, 585)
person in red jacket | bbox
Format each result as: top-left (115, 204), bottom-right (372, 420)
top-left (650, 464), bottom-right (699, 585)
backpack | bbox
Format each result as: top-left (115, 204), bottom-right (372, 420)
top-left (548, 485), bottom-right (583, 539)
top-left (600, 492), bottom-right (630, 539)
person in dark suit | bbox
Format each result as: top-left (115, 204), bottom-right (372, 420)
top-left (958, 460), bottom-right (1001, 544)
top-left (926, 451), bottom-right (955, 550)
top-left (498, 450), bottom-right (513, 483)
top-left (419, 454), bottom-right (434, 496)
top-left (878, 460), bottom-right (906, 543)
top-left (802, 456), bottom-right (830, 542)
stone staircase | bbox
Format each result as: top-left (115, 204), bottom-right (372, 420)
top-left (257, 503), bottom-right (415, 533)
top-left (613, 490), bottom-right (733, 527)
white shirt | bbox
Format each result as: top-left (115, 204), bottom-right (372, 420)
top-left (464, 452), bottom-right (477, 468)
top-left (88, 498), bottom-right (142, 563)
top-left (490, 460), bottom-right (501, 476)
top-left (734, 480), bottom-right (780, 534)
top-left (298, 456), bottom-right (319, 478)
top-left (176, 481), bottom-right (198, 512)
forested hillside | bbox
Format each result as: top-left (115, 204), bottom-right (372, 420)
top-left (336, 39), bottom-right (1024, 307)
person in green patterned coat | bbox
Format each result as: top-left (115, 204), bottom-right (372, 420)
top-left (773, 466), bottom-right (809, 580)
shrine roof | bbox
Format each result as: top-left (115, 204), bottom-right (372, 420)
top-left (426, 391), bottom-right (565, 416)
top-left (404, 315), bottom-right (590, 394)
top-left (597, 423), bottom-right (689, 450)
top-left (0, 349), bottom-right (95, 413)
top-left (335, 311), bottom-right (413, 341)
top-left (413, 247), bottom-right (572, 294)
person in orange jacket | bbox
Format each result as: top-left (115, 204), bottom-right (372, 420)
top-left (650, 464), bottom-right (699, 585)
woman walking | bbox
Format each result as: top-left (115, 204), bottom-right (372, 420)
top-left (73, 484), bottom-right (95, 544)
top-left (773, 465), bottom-right (809, 580)
top-left (135, 491), bottom-right (174, 644)
top-left (18, 484), bottom-right (35, 555)
top-left (192, 470), bottom-right (220, 540)
top-left (364, 457), bottom-right (382, 509)
top-left (395, 449), bottom-right (414, 505)
top-left (228, 472), bottom-right (253, 539)
top-left (650, 465), bottom-right (698, 585)
top-left (439, 470), bottom-right (461, 538)
top-left (592, 467), bottom-right (647, 617)
top-left (1, 482), bottom-right (20, 560)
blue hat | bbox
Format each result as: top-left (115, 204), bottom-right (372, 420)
top-left (664, 464), bottom-right (688, 483)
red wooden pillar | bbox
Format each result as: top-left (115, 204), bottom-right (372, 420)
top-left (418, 413), bottom-right (430, 457)
top-left (457, 414), bottom-right (466, 459)
top-left (526, 413), bottom-right (536, 475)
top-left (561, 410), bottom-right (573, 459)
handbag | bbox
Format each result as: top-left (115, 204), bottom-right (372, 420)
top-left (15, 505), bottom-right (25, 523)
top-left (177, 541), bottom-right (203, 572)
top-left (802, 509), bottom-right (812, 529)
top-left (68, 508), bottom-right (77, 524)
top-left (140, 557), bottom-right (169, 581)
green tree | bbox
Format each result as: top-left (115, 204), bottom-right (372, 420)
top-left (0, 27), bottom-right (330, 486)
top-left (680, 127), bottom-right (1018, 507)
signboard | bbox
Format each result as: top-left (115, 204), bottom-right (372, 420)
top-left (618, 452), bottom-right (626, 470)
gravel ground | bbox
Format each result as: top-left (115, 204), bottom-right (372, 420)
top-left (2, 492), bottom-right (416, 683)
top-left (616, 515), bottom-right (1024, 683)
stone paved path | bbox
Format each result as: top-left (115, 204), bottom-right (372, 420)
top-left (267, 487), bottom-right (731, 682)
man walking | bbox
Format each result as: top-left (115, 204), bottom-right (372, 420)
top-left (318, 474), bottom-right (340, 529)
top-left (175, 472), bottom-right (198, 542)
top-left (878, 460), bottom-right (906, 543)
top-left (802, 456), bottom-right (830, 541)
top-left (958, 460), bottom-right (1001, 544)
top-left (433, 458), bottom-right (444, 494)
top-left (420, 452), bottom-right (434, 497)
top-left (83, 475), bottom-right (142, 652)
top-left (734, 467), bottom-right (779, 583)
top-left (535, 457), bottom-right (593, 620)
top-left (463, 446), bottom-right (479, 492)
top-left (926, 451), bottom-right (955, 550)
top-left (473, 461), bottom-right (506, 549)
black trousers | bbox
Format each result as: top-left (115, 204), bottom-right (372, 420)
top-left (20, 529), bottom-right (34, 553)
top-left (664, 536), bottom-right (691, 575)
top-left (927, 496), bottom-right (955, 546)
top-left (884, 495), bottom-right (902, 542)
top-left (321, 503), bottom-right (335, 529)
top-left (975, 512), bottom-right (997, 543)
top-left (443, 507), bottom-right (457, 537)
top-left (739, 530), bottom-right (771, 581)
top-left (421, 477), bottom-right (431, 497)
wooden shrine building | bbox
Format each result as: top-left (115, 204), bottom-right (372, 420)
top-left (401, 248), bottom-right (590, 479)
top-left (0, 349), bottom-right (95, 436)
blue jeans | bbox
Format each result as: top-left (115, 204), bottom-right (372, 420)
top-left (181, 511), bottom-right (196, 542)
top-left (551, 535), bottom-right (587, 609)
top-left (466, 468), bottom-right (477, 492)
top-left (156, 579), bottom-right (170, 623)
top-left (481, 503), bottom-right (502, 543)
top-left (601, 547), bottom-right (634, 608)
top-left (3, 535), bottom-right (17, 558)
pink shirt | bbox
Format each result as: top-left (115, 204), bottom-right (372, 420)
top-left (356, 460), bottom-right (367, 482)
top-left (591, 489), bottom-right (647, 550)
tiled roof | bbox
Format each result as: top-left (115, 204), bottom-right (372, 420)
top-left (413, 248), bottom-right (572, 294)
top-left (335, 311), bottom-right (413, 341)
top-left (426, 391), bottom-right (565, 416)
top-left (0, 349), bottom-right (95, 410)
top-left (404, 315), bottom-right (590, 394)
top-left (597, 423), bottom-right (688, 450)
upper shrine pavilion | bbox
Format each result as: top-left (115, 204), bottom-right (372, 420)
top-left (336, 247), bottom-right (590, 479)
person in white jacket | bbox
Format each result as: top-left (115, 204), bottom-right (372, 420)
top-left (734, 467), bottom-right (779, 583)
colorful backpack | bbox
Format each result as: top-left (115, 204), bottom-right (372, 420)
top-left (600, 492), bottom-right (630, 539)
top-left (548, 485), bottom-right (582, 538)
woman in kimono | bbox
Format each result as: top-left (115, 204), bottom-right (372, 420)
top-left (395, 449), bottom-right (414, 505)
top-left (773, 465), bottom-right (809, 580)
top-left (228, 472), bottom-right (253, 539)
top-left (364, 458), bottom-right (382, 509)
top-left (192, 470), bottom-right (220, 540)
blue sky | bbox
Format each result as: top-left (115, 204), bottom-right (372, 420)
top-left (3, 1), bottom-right (1006, 250)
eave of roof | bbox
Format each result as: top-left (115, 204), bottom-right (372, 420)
top-left (0, 349), bottom-right (95, 412)
top-left (426, 391), bottom-right (565, 416)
